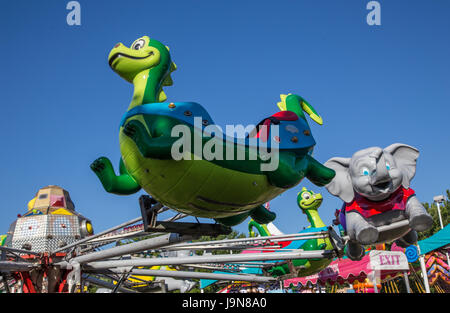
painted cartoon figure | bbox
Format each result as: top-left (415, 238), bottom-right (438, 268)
top-left (325, 143), bottom-right (433, 260)
top-left (90, 36), bottom-right (335, 227)
top-left (264, 188), bottom-right (334, 277)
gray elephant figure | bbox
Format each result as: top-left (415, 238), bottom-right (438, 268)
top-left (325, 143), bottom-right (433, 260)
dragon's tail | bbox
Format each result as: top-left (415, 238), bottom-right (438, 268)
top-left (248, 219), bottom-right (271, 237)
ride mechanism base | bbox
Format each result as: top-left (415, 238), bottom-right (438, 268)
top-left (0, 188), bottom-right (347, 293)
top-left (139, 195), bottom-right (232, 237)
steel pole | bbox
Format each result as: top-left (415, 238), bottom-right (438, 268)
top-left (403, 271), bottom-right (411, 293)
top-left (417, 244), bottom-right (431, 293)
top-left (70, 233), bottom-right (192, 264)
top-left (81, 249), bottom-right (334, 270)
top-left (101, 268), bottom-right (276, 283)
top-left (87, 212), bottom-right (188, 244)
top-left (0, 245), bottom-right (40, 256)
top-left (371, 271), bottom-right (379, 293)
top-left (433, 199), bottom-right (449, 268)
top-left (0, 261), bottom-right (36, 272)
top-left (167, 231), bottom-right (329, 250)
top-left (52, 216), bottom-right (143, 253)
top-left (436, 202), bottom-right (444, 230)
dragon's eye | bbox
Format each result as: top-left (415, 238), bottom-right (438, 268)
top-left (132, 39), bottom-right (146, 50)
top-left (302, 193), bottom-right (311, 200)
top-left (361, 167), bottom-right (370, 176)
top-left (386, 162), bottom-right (391, 170)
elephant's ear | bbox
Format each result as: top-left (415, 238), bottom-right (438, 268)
top-left (324, 157), bottom-right (354, 203)
top-left (384, 143), bottom-right (419, 188)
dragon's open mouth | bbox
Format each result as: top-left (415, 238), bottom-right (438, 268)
top-left (108, 52), bottom-right (154, 67)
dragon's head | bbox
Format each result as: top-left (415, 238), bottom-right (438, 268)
top-left (108, 36), bottom-right (176, 101)
top-left (297, 187), bottom-right (323, 211)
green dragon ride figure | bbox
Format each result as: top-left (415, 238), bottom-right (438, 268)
top-left (90, 36), bottom-right (335, 226)
top-left (248, 188), bottom-right (334, 278)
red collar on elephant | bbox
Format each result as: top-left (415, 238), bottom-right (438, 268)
top-left (345, 187), bottom-right (415, 219)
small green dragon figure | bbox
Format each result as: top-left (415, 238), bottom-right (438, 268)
top-left (90, 36), bottom-right (335, 226)
top-left (249, 188), bottom-right (334, 278)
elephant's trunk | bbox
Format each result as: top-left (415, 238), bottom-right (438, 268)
top-left (371, 154), bottom-right (390, 187)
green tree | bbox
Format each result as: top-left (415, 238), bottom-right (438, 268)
top-left (192, 230), bottom-right (247, 255)
top-left (418, 189), bottom-right (449, 241)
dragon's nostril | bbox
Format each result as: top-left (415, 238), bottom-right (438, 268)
top-left (114, 43), bottom-right (120, 48)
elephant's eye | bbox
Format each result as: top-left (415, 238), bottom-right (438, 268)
top-left (386, 162), bottom-right (391, 170)
top-left (361, 167), bottom-right (370, 176)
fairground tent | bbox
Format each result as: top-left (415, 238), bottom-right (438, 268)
top-left (418, 224), bottom-right (450, 255)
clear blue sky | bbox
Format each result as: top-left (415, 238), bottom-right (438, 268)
top-left (0, 0), bottom-right (448, 237)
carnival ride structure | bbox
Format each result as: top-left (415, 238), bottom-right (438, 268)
top-left (0, 36), bottom-right (446, 294)
top-left (0, 185), bottom-right (446, 293)
top-left (0, 186), bottom-right (346, 293)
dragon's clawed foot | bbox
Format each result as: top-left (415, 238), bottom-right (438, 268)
top-left (123, 121), bottom-right (139, 140)
top-left (90, 157), bottom-right (110, 174)
top-left (90, 156), bottom-right (141, 195)
top-left (123, 120), bottom-right (151, 154)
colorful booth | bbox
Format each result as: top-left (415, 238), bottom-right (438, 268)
top-left (284, 250), bottom-right (410, 292)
